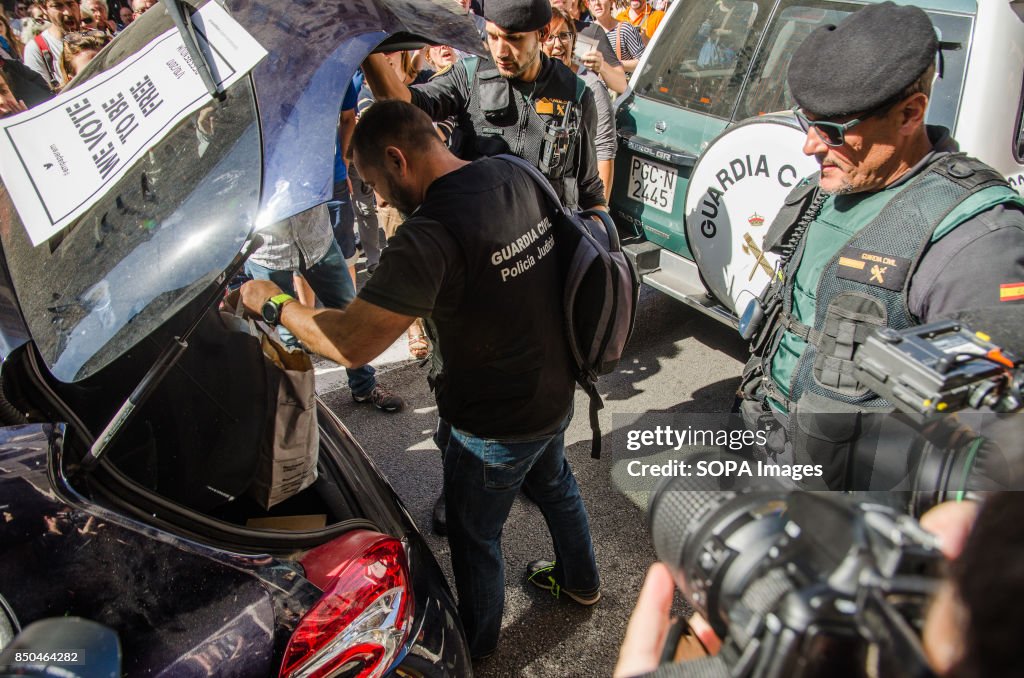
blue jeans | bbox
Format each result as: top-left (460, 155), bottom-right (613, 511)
top-left (245, 241), bottom-right (376, 396)
top-left (436, 413), bottom-right (599, 657)
top-left (328, 182), bottom-right (356, 260)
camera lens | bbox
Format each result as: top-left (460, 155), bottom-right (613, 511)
top-left (647, 451), bottom-right (790, 634)
top-left (912, 434), bottom-right (1011, 516)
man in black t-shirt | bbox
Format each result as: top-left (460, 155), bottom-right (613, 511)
top-left (240, 101), bottom-right (600, 661)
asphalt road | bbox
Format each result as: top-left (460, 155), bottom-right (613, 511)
top-left (318, 285), bottom-right (749, 677)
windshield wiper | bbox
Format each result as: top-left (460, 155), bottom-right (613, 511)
top-left (162, 0), bottom-right (225, 101)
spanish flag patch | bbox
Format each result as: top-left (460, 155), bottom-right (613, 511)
top-left (1000, 282), bottom-right (1024, 302)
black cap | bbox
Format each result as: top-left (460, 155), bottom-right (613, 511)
top-left (483, 0), bottom-right (551, 32)
top-left (788, 2), bottom-right (938, 118)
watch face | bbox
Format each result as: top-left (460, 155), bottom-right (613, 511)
top-left (261, 299), bottom-right (279, 325)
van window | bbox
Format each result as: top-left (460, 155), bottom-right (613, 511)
top-left (737, 4), bottom-right (855, 117)
top-left (632, 0), bottom-right (764, 119)
top-left (635, 0), bottom-right (972, 132)
top-left (739, 4), bottom-right (971, 129)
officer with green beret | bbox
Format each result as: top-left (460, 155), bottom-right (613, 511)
top-left (359, 0), bottom-right (606, 213)
top-left (739, 2), bottom-right (1024, 489)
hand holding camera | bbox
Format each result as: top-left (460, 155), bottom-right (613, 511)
top-left (610, 497), bottom-right (978, 675)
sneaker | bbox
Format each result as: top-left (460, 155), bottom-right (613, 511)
top-left (352, 385), bottom-right (405, 413)
top-left (526, 559), bottom-right (601, 605)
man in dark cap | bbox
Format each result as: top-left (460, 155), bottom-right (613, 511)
top-left (738, 2), bottom-right (1024, 489)
top-left (359, 0), bottom-right (605, 213)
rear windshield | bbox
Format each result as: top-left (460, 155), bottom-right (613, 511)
top-left (633, 0), bottom-right (972, 129)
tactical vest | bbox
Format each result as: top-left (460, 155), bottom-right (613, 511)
top-left (461, 56), bottom-right (587, 209)
top-left (743, 153), bottom-right (1021, 419)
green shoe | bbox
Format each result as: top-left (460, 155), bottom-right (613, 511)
top-left (526, 559), bottom-right (601, 606)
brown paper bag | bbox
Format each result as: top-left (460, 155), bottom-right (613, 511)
top-left (246, 318), bottom-right (320, 510)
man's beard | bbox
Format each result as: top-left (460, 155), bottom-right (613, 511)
top-left (383, 175), bottom-right (419, 219)
top-left (822, 179), bottom-right (854, 196)
top-left (498, 47), bottom-right (539, 80)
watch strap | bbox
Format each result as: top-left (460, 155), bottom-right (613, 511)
top-left (263, 293), bottom-right (296, 325)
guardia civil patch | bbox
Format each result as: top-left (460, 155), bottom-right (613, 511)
top-left (835, 246), bottom-right (911, 291)
top-left (534, 97), bottom-right (570, 116)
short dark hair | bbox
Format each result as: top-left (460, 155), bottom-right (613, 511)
top-left (351, 100), bottom-right (443, 170)
top-left (901, 62), bottom-right (935, 101)
top-left (950, 491), bottom-right (1024, 678)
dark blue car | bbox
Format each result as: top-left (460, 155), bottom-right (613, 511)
top-left (0, 0), bottom-right (484, 674)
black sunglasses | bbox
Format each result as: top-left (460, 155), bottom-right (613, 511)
top-left (792, 94), bottom-right (904, 147)
top-left (792, 107), bottom-right (871, 147)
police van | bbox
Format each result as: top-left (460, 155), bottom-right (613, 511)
top-left (611, 0), bottom-right (1024, 324)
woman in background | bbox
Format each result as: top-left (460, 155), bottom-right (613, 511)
top-left (542, 8), bottom-right (617, 201)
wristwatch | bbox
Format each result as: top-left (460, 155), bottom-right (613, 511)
top-left (261, 293), bottom-right (296, 326)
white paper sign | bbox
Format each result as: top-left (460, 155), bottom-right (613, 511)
top-left (0, 1), bottom-right (267, 245)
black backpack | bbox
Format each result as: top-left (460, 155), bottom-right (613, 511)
top-left (498, 155), bottom-right (640, 458)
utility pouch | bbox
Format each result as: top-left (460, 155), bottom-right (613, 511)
top-left (812, 292), bottom-right (887, 397)
top-left (791, 390), bottom-right (860, 489)
top-left (478, 71), bottom-right (514, 122)
top-left (738, 298), bottom-right (764, 341)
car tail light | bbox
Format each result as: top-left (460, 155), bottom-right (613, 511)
top-left (281, 530), bottom-right (414, 678)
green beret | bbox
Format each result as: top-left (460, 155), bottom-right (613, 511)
top-left (788, 2), bottom-right (938, 118)
top-left (484, 0), bottom-right (552, 32)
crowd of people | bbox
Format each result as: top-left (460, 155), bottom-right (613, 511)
top-left (0, 0), bottom-right (158, 93)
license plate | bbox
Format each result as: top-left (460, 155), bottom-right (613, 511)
top-left (628, 157), bottom-right (678, 212)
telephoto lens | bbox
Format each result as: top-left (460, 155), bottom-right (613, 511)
top-left (647, 451), bottom-right (791, 638)
top-left (647, 450), bottom-right (944, 678)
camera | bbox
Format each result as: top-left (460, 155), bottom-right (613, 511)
top-left (850, 320), bottom-right (1023, 515)
top-left (648, 462), bottom-right (944, 678)
top-left (853, 320), bottom-right (1022, 416)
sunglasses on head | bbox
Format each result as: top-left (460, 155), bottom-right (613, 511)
top-left (63, 28), bottom-right (107, 42)
top-left (792, 99), bottom-right (896, 147)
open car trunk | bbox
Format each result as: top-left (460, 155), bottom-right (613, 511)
top-left (1, 295), bottom-right (388, 552)
top-left (0, 0), bottom-right (484, 552)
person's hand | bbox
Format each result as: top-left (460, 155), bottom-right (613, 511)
top-left (221, 288), bottom-right (240, 312)
top-left (239, 279), bottom-right (284, 318)
top-left (581, 48), bottom-right (605, 74)
top-left (614, 563), bottom-right (722, 677)
top-left (614, 563), bottom-right (675, 678)
top-left (920, 500), bottom-right (980, 559)
top-left (0, 98), bottom-right (27, 118)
